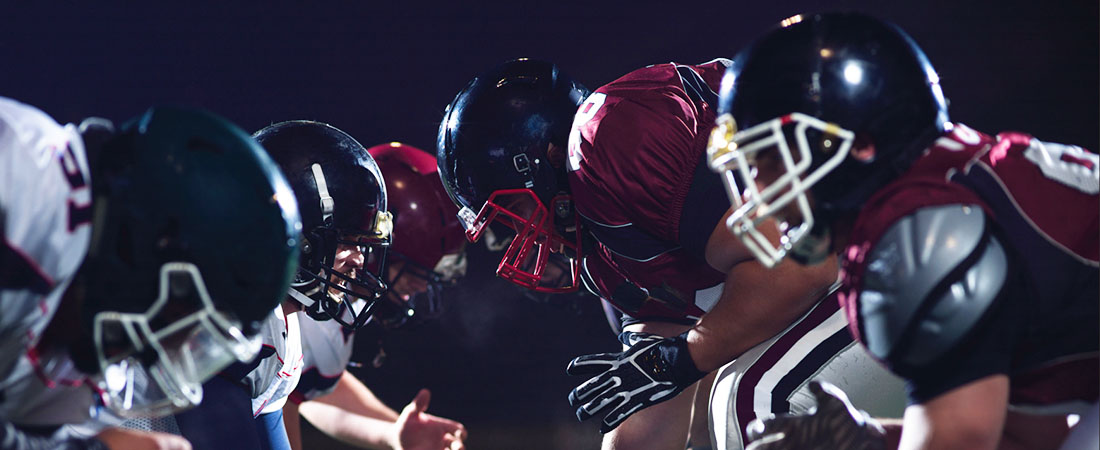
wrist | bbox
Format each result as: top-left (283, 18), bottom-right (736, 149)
top-left (665, 333), bottom-right (707, 384)
top-left (386, 422), bottom-right (400, 450)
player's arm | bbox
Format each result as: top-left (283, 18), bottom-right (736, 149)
top-left (566, 213), bottom-right (835, 436)
top-left (311, 372), bottom-right (399, 421)
top-left (287, 372), bottom-right (398, 449)
top-left (747, 378), bottom-right (1068, 450)
top-left (748, 205), bottom-right (1063, 450)
top-left (690, 210), bottom-right (838, 372)
top-left (299, 390), bottom-right (466, 450)
top-left (899, 376), bottom-right (1009, 450)
top-left (297, 400), bottom-right (402, 449)
top-left (283, 401), bottom-right (303, 450)
top-left (863, 205), bottom-right (1019, 450)
top-left (296, 374), bottom-right (466, 450)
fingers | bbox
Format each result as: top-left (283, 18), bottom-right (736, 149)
top-left (565, 353), bottom-right (616, 377)
top-left (567, 372), bottom-right (619, 409)
top-left (413, 388), bottom-right (431, 413)
top-left (744, 430), bottom-right (786, 450)
top-left (809, 380), bottom-right (858, 416)
top-left (597, 395), bottom-right (647, 434)
top-left (444, 432), bottom-right (465, 450)
top-left (811, 380), bottom-right (852, 405)
top-left (746, 414), bottom-right (795, 441)
top-left (422, 412), bottom-right (465, 430)
top-left (574, 391), bottom-right (621, 422)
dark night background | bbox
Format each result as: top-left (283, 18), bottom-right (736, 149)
top-left (2, 1), bottom-right (1095, 449)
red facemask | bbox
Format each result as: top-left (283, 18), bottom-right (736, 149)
top-left (461, 188), bottom-right (581, 293)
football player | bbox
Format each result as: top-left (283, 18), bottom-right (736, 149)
top-left (437, 58), bottom-right (904, 450)
top-left (707, 12), bottom-right (1098, 450)
top-left (119, 120), bottom-right (394, 449)
top-left (0, 97), bottom-right (300, 449)
top-left (283, 142), bottom-right (468, 450)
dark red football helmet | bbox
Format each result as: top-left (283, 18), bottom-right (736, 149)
top-left (368, 142), bottom-right (467, 327)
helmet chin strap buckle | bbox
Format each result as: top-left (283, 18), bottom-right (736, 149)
top-left (286, 287), bottom-right (316, 308)
top-left (457, 206), bottom-right (478, 232)
top-left (311, 163), bottom-right (335, 225)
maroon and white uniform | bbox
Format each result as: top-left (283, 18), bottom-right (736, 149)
top-left (568, 59), bottom-right (730, 323)
top-left (0, 96), bottom-right (96, 427)
top-left (841, 124), bottom-right (1099, 412)
top-left (567, 64), bottom-right (905, 450)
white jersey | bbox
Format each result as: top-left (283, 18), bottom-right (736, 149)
top-left (245, 305), bottom-right (303, 416)
top-left (291, 313), bottom-right (356, 403)
top-left (0, 97), bottom-right (95, 425)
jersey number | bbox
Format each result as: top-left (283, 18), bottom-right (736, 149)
top-left (59, 144), bottom-right (92, 230)
top-left (1023, 139), bottom-right (1099, 194)
top-left (567, 93), bottom-right (606, 172)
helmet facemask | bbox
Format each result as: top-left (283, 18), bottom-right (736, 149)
top-left (708, 112), bottom-right (854, 268)
top-left (92, 263), bottom-right (261, 417)
top-left (375, 249), bottom-right (466, 328)
top-left (282, 155), bottom-right (394, 329)
top-left (291, 215), bottom-right (393, 329)
top-left (458, 188), bottom-right (581, 293)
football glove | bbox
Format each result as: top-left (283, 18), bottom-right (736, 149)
top-left (567, 331), bottom-right (705, 433)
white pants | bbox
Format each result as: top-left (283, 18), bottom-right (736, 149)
top-left (709, 297), bottom-right (907, 450)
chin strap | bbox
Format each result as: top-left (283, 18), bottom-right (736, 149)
top-left (286, 287), bottom-right (333, 321)
top-left (311, 163), bottom-right (335, 224)
top-left (286, 287), bottom-right (316, 308)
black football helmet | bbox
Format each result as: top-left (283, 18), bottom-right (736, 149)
top-left (80, 107), bottom-right (301, 417)
top-left (437, 58), bottom-right (589, 293)
top-left (707, 12), bottom-right (951, 267)
top-left (254, 121), bottom-right (392, 329)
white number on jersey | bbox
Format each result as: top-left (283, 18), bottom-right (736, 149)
top-left (567, 92), bottom-right (606, 172)
top-left (1024, 138), bottom-right (1099, 194)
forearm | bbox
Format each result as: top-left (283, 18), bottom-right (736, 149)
top-left (299, 401), bottom-right (396, 450)
top-left (283, 402), bottom-right (303, 450)
top-left (688, 256), bottom-right (838, 372)
top-left (314, 372), bottom-right (399, 422)
top-left (898, 377), bottom-right (1009, 450)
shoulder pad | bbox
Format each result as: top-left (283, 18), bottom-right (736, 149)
top-left (859, 204), bottom-right (1008, 367)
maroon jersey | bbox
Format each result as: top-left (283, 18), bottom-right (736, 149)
top-left (568, 60), bottom-right (731, 322)
top-left (841, 124), bottom-right (1099, 409)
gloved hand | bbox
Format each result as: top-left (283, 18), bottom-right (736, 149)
top-left (746, 380), bottom-right (886, 450)
top-left (567, 331), bottom-right (706, 433)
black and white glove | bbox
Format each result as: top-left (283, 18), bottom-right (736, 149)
top-left (746, 380), bottom-right (887, 450)
top-left (566, 331), bottom-right (706, 433)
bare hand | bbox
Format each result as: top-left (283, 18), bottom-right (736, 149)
top-left (95, 427), bottom-right (192, 450)
top-left (395, 389), bottom-right (467, 450)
